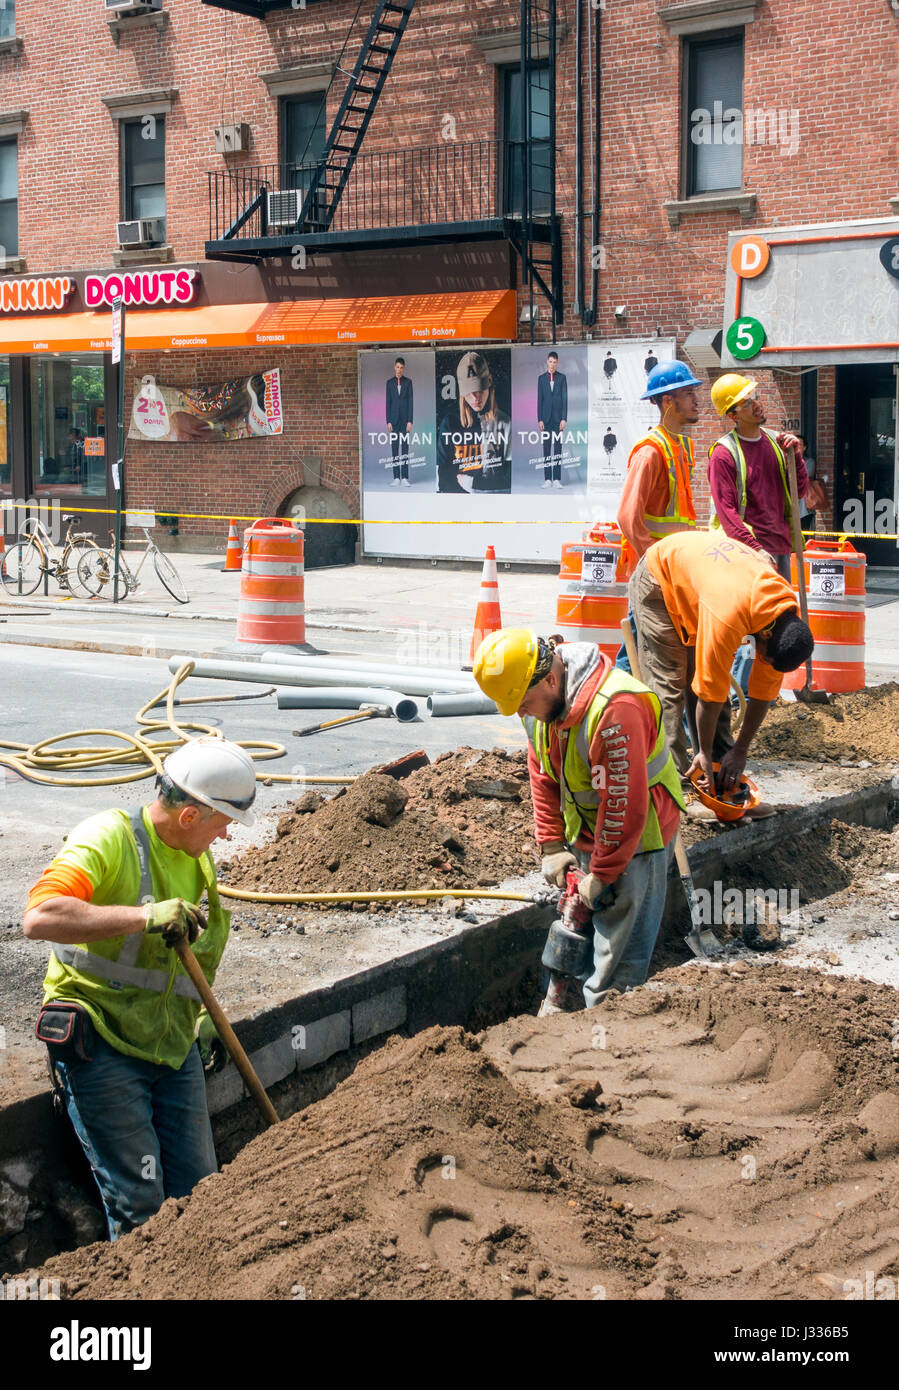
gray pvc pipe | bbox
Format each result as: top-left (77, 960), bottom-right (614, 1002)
top-left (262, 650), bottom-right (477, 694)
top-left (427, 691), bottom-right (498, 717)
top-left (275, 686), bottom-right (420, 722)
top-left (168, 653), bottom-right (473, 699)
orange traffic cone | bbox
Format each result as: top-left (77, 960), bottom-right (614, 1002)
top-left (470, 544), bottom-right (503, 661)
top-left (224, 519), bottom-right (242, 572)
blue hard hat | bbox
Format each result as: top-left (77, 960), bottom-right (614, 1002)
top-left (640, 360), bottom-right (703, 400)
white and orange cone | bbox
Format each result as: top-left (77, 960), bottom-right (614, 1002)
top-left (470, 544), bottom-right (503, 661)
top-left (224, 519), bottom-right (242, 572)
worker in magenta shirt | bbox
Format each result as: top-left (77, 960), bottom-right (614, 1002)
top-left (707, 373), bottom-right (808, 580)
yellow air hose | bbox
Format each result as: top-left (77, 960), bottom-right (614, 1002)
top-left (0, 660), bottom-right (538, 907)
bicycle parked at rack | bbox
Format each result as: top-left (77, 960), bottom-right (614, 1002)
top-left (0, 514), bottom-right (108, 598)
top-left (77, 525), bottom-right (190, 604)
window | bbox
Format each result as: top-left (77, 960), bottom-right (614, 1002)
top-left (30, 358), bottom-right (106, 498)
top-left (502, 64), bottom-right (552, 217)
top-left (0, 139), bottom-right (17, 258)
top-left (122, 116), bottom-right (166, 238)
top-left (684, 33), bottom-right (744, 196)
top-left (282, 96), bottom-right (326, 184)
top-left (0, 0), bottom-right (14, 40)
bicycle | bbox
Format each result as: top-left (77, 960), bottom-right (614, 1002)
top-left (0, 513), bottom-right (108, 599)
top-left (78, 526), bottom-right (190, 604)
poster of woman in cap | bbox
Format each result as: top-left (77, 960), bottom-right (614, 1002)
top-left (435, 349), bottom-right (511, 493)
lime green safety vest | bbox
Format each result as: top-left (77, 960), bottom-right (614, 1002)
top-left (522, 667), bottom-right (685, 851)
top-left (709, 428), bottom-right (791, 535)
top-left (42, 808), bottom-right (230, 1071)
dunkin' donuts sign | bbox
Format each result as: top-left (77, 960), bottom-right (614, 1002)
top-left (0, 269), bottom-right (199, 313)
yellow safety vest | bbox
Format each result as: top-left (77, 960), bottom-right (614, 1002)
top-left (709, 428), bottom-right (792, 534)
top-left (522, 667), bottom-right (685, 852)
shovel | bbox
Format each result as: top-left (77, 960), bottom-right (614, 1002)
top-left (174, 938), bottom-right (279, 1126)
top-left (619, 616), bottom-right (724, 959)
top-left (785, 446), bottom-right (829, 705)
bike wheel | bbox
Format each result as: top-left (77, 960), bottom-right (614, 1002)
top-left (0, 539), bottom-right (45, 596)
top-left (153, 548), bottom-right (189, 604)
top-left (76, 546), bottom-right (113, 598)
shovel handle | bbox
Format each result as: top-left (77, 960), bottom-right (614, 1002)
top-left (174, 938), bottom-right (279, 1126)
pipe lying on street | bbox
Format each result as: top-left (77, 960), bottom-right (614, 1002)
top-left (169, 654), bottom-right (475, 699)
top-left (275, 686), bottom-right (420, 722)
top-left (262, 650), bottom-right (479, 695)
top-left (427, 691), bottom-right (498, 717)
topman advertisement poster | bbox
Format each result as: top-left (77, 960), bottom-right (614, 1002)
top-left (359, 339), bottom-right (674, 562)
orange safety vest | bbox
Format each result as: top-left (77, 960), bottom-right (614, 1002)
top-left (620, 427), bottom-right (697, 575)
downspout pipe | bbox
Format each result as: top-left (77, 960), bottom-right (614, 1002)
top-left (276, 687), bottom-right (420, 722)
top-left (574, 0), bottom-right (583, 319)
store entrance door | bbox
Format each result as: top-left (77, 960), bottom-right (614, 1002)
top-left (835, 364), bottom-right (899, 567)
top-left (26, 354), bottom-right (115, 542)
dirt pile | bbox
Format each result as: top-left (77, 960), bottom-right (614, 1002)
top-left (754, 683), bottom-right (899, 764)
top-left (24, 964), bottom-right (899, 1301)
top-left (223, 747), bottom-right (538, 902)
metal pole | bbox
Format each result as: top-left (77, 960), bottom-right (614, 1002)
top-left (111, 297), bottom-right (125, 604)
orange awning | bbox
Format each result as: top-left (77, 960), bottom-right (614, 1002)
top-left (0, 290), bottom-right (516, 353)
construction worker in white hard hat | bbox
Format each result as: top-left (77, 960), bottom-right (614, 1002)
top-left (22, 737), bottom-right (257, 1241)
top-left (473, 628), bottom-right (684, 1010)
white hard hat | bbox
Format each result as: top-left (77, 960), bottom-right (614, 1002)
top-left (162, 737), bottom-right (257, 826)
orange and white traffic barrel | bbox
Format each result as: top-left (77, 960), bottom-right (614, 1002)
top-left (555, 524), bottom-right (629, 657)
top-left (783, 537), bottom-right (866, 693)
top-left (236, 518), bottom-right (305, 646)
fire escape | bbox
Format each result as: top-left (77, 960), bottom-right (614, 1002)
top-left (203, 0), bottom-right (562, 329)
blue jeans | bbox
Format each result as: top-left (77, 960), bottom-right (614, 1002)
top-left (575, 842), bottom-right (674, 1007)
top-left (55, 1032), bottom-right (217, 1241)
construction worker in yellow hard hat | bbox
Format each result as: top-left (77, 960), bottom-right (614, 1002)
top-left (474, 627), bottom-right (684, 1012)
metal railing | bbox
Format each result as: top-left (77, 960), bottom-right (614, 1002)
top-left (207, 141), bottom-right (505, 244)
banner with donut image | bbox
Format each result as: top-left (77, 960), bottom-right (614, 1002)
top-left (128, 369), bottom-right (283, 442)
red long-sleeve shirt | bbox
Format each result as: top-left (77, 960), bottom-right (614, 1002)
top-left (708, 433), bottom-right (808, 557)
top-left (527, 650), bottom-right (680, 883)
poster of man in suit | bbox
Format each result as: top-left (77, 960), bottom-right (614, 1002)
top-left (536, 351), bottom-right (568, 488)
top-left (510, 345), bottom-right (588, 493)
top-left (385, 357), bottom-right (413, 486)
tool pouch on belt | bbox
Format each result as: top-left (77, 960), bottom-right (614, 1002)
top-left (35, 1002), bottom-right (95, 1064)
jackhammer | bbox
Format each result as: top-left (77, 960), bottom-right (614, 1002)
top-left (538, 867), bottom-right (597, 1017)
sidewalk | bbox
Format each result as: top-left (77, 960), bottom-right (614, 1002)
top-left (2, 551), bottom-right (899, 680)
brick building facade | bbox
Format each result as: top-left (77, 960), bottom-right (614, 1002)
top-left (0, 0), bottom-right (896, 559)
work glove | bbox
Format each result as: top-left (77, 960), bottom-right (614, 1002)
top-left (197, 1010), bottom-right (226, 1074)
top-left (144, 898), bottom-right (206, 948)
top-left (541, 844), bottom-right (577, 888)
top-left (578, 874), bottom-right (618, 912)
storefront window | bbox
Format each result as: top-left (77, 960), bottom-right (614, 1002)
top-left (0, 357), bottom-right (10, 495)
top-left (30, 357), bottom-right (106, 496)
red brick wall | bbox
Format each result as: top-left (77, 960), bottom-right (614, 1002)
top-left (1, 0), bottom-right (893, 535)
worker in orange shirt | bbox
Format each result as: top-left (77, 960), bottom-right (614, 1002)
top-left (629, 531), bottom-right (814, 813)
top-left (615, 361), bottom-right (701, 674)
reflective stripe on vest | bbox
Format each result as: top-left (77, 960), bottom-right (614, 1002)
top-left (709, 429), bottom-right (792, 533)
top-left (626, 427), bottom-right (697, 536)
top-left (523, 667), bottom-right (684, 851)
top-left (49, 809), bottom-right (217, 1004)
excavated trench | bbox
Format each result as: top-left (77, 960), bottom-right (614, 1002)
top-left (3, 779), bottom-right (899, 1299)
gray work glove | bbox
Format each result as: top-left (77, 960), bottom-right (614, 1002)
top-left (144, 898), bottom-right (206, 948)
top-left (541, 843), bottom-right (577, 888)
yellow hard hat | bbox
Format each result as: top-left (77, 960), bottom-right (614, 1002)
top-left (473, 627), bottom-right (540, 716)
top-left (711, 373), bottom-right (757, 417)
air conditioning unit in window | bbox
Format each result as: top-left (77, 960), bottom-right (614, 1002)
top-left (266, 190), bottom-right (304, 228)
top-left (105, 0), bottom-right (162, 12)
top-left (116, 218), bottom-right (165, 248)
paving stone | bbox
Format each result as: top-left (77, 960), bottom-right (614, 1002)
top-left (352, 985), bottom-right (407, 1045)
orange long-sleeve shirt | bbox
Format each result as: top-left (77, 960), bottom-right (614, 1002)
top-left (645, 532), bottom-right (800, 703)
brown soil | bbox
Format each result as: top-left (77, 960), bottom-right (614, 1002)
top-left (24, 964), bottom-right (899, 1301)
top-left (222, 747), bottom-right (539, 903)
top-left (753, 683), bottom-right (899, 763)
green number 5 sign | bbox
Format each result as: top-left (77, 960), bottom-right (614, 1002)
top-left (726, 316), bottom-right (766, 361)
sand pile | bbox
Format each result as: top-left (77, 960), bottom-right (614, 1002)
top-left (24, 965), bottom-right (899, 1301)
top-left (754, 683), bottom-right (899, 764)
top-left (223, 747), bottom-right (539, 902)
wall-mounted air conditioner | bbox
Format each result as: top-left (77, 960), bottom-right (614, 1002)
top-left (267, 190), bottom-right (304, 228)
top-left (105, 0), bottom-right (163, 12)
top-left (214, 123), bottom-right (250, 154)
top-left (116, 218), bottom-right (165, 248)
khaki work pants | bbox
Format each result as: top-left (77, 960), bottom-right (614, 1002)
top-left (628, 554), bottom-right (734, 776)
